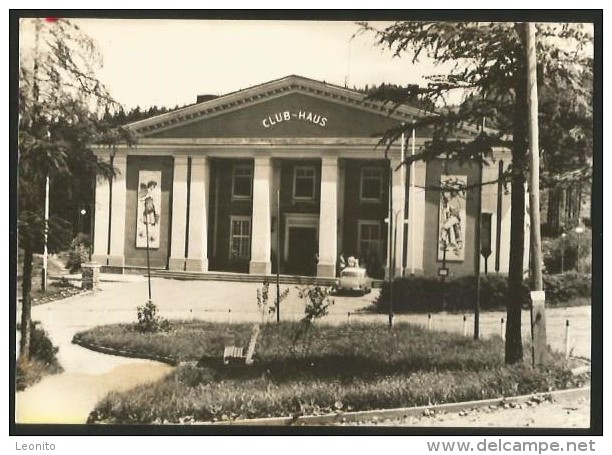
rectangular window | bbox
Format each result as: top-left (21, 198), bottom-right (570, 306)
top-left (232, 164), bottom-right (253, 199)
top-left (360, 167), bottom-right (383, 202)
top-left (230, 216), bottom-right (251, 260)
top-left (358, 220), bottom-right (383, 263)
top-left (293, 166), bottom-right (316, 200)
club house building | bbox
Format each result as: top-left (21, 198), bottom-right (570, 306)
top-left (91, 76), bottom-right (520, 279)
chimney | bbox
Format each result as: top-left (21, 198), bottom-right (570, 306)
top-left (196, 94), bottom-right (218, 104)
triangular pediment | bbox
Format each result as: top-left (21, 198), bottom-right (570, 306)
top-left (128, 76), bottom-right (429, 139)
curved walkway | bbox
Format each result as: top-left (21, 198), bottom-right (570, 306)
top-left (15, 276), bottom-right (591, 424)
top-left (15, 280), bottom-right (174, 424)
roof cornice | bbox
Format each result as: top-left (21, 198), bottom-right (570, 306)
top-left (126, 75), bottom-right (429, 136)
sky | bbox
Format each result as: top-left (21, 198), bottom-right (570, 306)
top-left (19, 18), bottom-right (595, 112)
top-left (37, 19), bottom-right (443, 110)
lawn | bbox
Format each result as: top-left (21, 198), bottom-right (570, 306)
top-left (76, 321), bottom-right (587, 424)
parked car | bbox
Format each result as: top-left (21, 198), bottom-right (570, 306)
top-left (336, 267), bottom-right (372, 295)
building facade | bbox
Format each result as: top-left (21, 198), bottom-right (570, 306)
top-left (92, 76), bottom-right (520, 279)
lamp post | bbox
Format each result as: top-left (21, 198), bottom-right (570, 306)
top-left (79, 208), bottom-right (87, 234)
top-left (144, 215), bottom-right (152, 303)
top-left (41, 174), bottom-right (50, 292)
top-left (575, 225), bottom-right (584, 273)
top-left (560, 232), bottom-right (566, 274)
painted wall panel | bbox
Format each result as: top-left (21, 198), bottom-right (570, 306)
top-left (423, 160), bottom-right (481, 277)
top-left (124, 156), bottom-right (173, 268)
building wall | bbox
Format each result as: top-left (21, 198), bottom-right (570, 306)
top-left (277, 159), bottom-right (321, 274)
top-left (150, 93), bottom-right (403, 139)
top-left (208, 159), bottom-right (254, 272)
top-left (123, 156), bottom-right (174, 268)
top-left (422, 159), bottom-right (482, 278)
top-left (342, 159), bottom-right (388, 278)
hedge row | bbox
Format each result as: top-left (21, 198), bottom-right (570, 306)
top-left (375, 272), bottom-right (591, 313)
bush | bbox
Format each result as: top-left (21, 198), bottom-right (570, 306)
top-left (542, 229), bottom-right (592, 274)
top-left (290, 286), bottom-right (335, 357)
top-left (543, 272), bottom-right (592, 305)
top-left (65, 233), bottom-right (91, 273)
top-left (375, 272), bottom-right (590, 313)
top-left (135, 300), bottom-right (171, 333)
top-left (296, 285), bottom-right (334, 323)
top-left (16, 324), bottom-right (63, 391)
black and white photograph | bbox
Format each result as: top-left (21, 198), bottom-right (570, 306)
top-left (10, 8), bottom-right (602, 442)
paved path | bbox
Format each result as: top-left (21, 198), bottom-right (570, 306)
top-left (15, 276), bottom-right (591, 424)
top-left (340, 393), bottom-right (591, 428)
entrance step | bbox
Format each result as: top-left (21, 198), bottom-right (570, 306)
top-left (148, 270), bottom-right (339, 286)
top-left (147, 270), bottom-right (383, 288)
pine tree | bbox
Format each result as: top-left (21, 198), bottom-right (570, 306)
top-left (360, 21), bottom-right (593, 363)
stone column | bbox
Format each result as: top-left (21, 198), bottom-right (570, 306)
top-left (249, 157), bottom-right (272, 274)
top-left (391, 156), bottom-right (406, 278)
top-left (186, 157), bottom-right (210, 272)
top-left (108, 155), bottom-right (127, 267)
top-left (317, 156), bottom-right (338, 277)
top-left (406, 160), bottom-right (427, 275)
top-left (91, 154), bottom-right (111, 264)
top-left (169, 156), bottom-right (189, 271)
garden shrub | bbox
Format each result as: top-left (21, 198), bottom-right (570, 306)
top-left (375, 272), bottom-right (590, 313)
top-left (16, 324), bottom-right (62, 391)
top-left (542, 228), bottom-right (592, 274)
top-left (65, 233), bottom-right (91, 273)
top-left (543, 272), bottom-right (592, 304)
top-left (135, 300), bottom-right (171, 333)
top-left (291, 286), bottom-right (335, 357)
top-left (256, 280), bottom-right (289, 322)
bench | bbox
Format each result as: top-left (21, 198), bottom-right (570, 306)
top-left (223, 324), bottom-right (260, 365)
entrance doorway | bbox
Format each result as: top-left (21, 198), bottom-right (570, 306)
top-left (284, 213), bottom-right (319, 276)
top-left (287, 227), bottom-right (317, 276)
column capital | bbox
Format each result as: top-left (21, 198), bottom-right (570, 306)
top-left (173, 155), bottom-right (189, 165)
top-left (190, 156), bottom-right (208, 165)
top-left (321, 156), bottom-right (338, 167)
top-left (254, 155), bottom-right (272, 166)
top-left (113, 154), bottom-right (127, 163)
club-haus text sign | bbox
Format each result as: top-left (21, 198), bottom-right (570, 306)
top-left (261, 110), bottom-right (328, 128)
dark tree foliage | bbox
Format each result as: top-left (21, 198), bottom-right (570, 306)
top-left (18, 19), bottom-right (133, 359)
top-left (359, 21), bottom-right (593, 364)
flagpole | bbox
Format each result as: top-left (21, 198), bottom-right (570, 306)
top-left (400, 127), bottom-right (405, 275)
top-left (409, 120), bottom-right (416, 275)
top-left (42, 174), bottom-right (49, 291)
